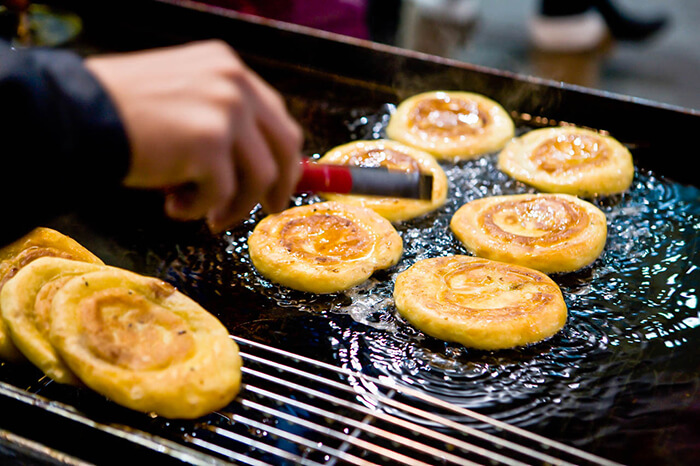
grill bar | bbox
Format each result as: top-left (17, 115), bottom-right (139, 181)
top-left (382, 382), bottom-right (624, 466)
top-left (245, 393), bottom-right (429, 465)
top-left (215, 415), bottom-right (378, 465)
top-left (240, 365), bottom-right (513, 466)
top-left (0, 428), bottom-right (90, 466)
top-left (186, 431), bottom-right (308, 465)
top-left (230, 336), bottom-right (623, 466)
top-left (1, 337), bottom-right (624, 465)
top-left (0, 381), bottom-right (217, 465)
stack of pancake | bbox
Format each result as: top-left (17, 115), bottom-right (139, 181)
top-left (0, 227), bottom-right (241, 419)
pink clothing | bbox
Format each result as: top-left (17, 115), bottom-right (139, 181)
top-left (204, 0), bottom-right (369, 39)
top-left (289, 0), bottom-right (369, 39)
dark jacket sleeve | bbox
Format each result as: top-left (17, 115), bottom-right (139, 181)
top-left (0, 40), bottom-right (130, 246)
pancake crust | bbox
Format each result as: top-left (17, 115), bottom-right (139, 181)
top-left (394, 255), bottom-right (567, 350)
top-left (497, 126), bottom-right (634, 196)
top-left (450, 194), bottom-right (607, 273)
top-left (0, 257), bottom-right (106, 384)
top-left (317, 139), bottom-right (448, 222)
top-left (0, 307), bottom-right (22, 362)
top-left (386, 91), bottom-right (515, 160)
top-left (248, 201), bottom-right (403, 294)
top-left (0, 227), bottom-right (104, 362)
top-left (49, 268), bottom-right (242, 419)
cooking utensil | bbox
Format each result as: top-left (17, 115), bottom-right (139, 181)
top-left (296, 158), bottom-right (434, 200)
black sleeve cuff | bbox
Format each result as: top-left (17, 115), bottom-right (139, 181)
top-left (0, 40), bottom-right (131, 245)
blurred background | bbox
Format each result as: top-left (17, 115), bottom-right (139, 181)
top-left (412, 0), bottom-right (698, 111)
top-left (206, 0), bottom-right (698, 111)
top-left (388, 0), bottom-right (698, 111)
top-left (1, 0), bottom-right (696, 110)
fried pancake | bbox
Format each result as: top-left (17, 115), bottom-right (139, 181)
top-left (450, 194), bottom-right (607, 273)
top-left (0, 318), bottom-right (23, 362)
top-left (49, 268), bottom-right (242, 419)
top-left (248, 202), bottom-right (403, 294)
top-left (317, 139), bottom-right (448, 222)
top-left (386, 90), bottom-right (515, 160)
top-left (0, 227), bottom-right (103, 362)
top-left (497, 126), bottom-right (634, 196)
top-left (0, 257), bottom-right (106, 384)
top-left (394, 255), bottom-right (567, 350)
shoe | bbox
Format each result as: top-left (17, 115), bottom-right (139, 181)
top-left (530, 2), bottom-right (607, 52)
top-left (594, 0), bottom-right (668, 41)
top-left (530, 0), bottom-right (668, 52)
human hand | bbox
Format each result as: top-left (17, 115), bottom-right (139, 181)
top-left (85, 40), bottom-right (303, 232)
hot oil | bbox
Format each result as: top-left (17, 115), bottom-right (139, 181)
top-left (210, 105), bottom-right (699, 460)
top-left (11, 101), bottom-right (696, 464)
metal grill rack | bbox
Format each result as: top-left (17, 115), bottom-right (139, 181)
top-left (1, 336), bottom-right (623, 465)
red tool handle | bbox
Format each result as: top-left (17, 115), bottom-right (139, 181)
top-left (296, 158), bottom-right (353, 195)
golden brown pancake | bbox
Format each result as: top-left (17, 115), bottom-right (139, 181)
top-left (48, 268), bottom-right (242, 419)
top-left (497, 126), bottom-right (634, 196)
top-left (0, 310), bottom-right (22, 362)
top-left (394, 255), bottom-right (567, 350)
top-left (450, 194), bottom-right (607, 273)
top-left (248, 202), bottom-right (403, 294)
top-left (317, 139), bottom-right (448, 222)
top-left (386, 91), bottom-right (514, 160)
top-left (0, 227), bottom-right (103, 362)
top-left (0, 257), bottom-right (105, 384)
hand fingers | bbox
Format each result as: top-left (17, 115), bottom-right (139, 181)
top-left (164, 45), bottom-right (303, 231)
top-left (260, 119), bottom-right (303, 214)
top-left (206, 119), bottom-right (278, 232)
top-left (165, 158), bottom-right (236, 222)
top-left (240, 74), bottom-right (304, 213)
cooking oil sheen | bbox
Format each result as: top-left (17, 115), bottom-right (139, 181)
top-left (214, 109), bottom-right (700, 457)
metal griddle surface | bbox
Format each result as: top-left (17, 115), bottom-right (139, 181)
top-left (1, 1), bottom-right (699, 464)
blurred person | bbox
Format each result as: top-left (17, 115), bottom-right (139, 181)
top-left (203, 0), bottom-right (370, 39)
top-left (0, 39), bottom-right (304, 246)
top-left (397, 0), bottom-right (481, 56)
top-left (367, 0), bottom-right (403, 44)
top-left (394, 0), bottom-right (667, 58)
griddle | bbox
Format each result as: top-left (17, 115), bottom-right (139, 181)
top-left (1, 1), bottom-right (699, 465)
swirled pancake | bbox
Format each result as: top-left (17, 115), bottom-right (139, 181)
top-left (0, 257), bottom-right (106, 384)
top-left (386, 91), bottom-right (515, 160)
top-left (394, 256), bottom-right (567, 350)
top-left (248, 202), bottom-right (403, 294)
top-left (317, 139), bottom-right (448, 222)
top-left (0, 227), bottom-right (103, 362)
top-left (450, 194), bottom-right (607, 273)
top-left (49, 268), bottom-right (242, 419)
top-left (497, 126), bottom-right (634, 196)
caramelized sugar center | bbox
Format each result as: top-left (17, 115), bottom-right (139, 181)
top-left (409, 96), bottom-right (488, 138)
top-left (439, 261), bottom-right (554, 318)
top-left (80, 288), bottom-right (195, 371)
top-left (482, 197), bottom-right (587, 245)
top-left (531, 134), bottom-right (608, 173)
top-left (344, 148), bottom-right (422, 173)
top-left (281, 213), bottom-right (372, 263)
